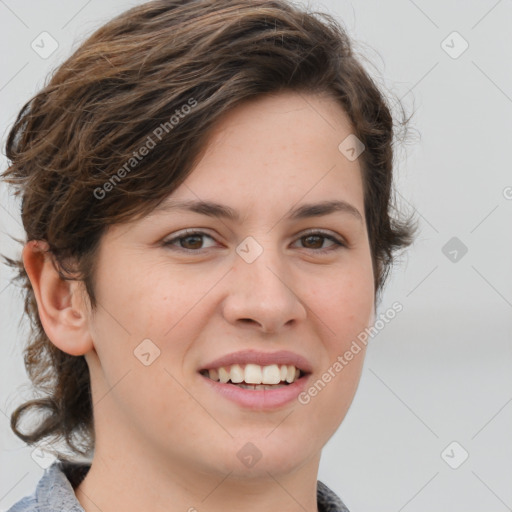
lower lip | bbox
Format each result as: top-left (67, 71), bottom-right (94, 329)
top-left (200, 374), bottom-right (310, 410)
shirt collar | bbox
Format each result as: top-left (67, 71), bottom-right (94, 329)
top-left (35, 461), bottom-right (87, 512)
top-left (317, 480), bottom-right (351, 512)
top-left (32, 461), bottom-right (350, 512)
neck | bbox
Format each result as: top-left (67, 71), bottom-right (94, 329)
top-left (75, 424), bottom-right (321, 512)
top-left (75, 450), bottom-right (321, 512)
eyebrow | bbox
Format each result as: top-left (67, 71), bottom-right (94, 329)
top-left (150, 199), bottom-right (363, 223)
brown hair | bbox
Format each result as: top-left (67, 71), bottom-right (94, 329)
top-left (2, 0), bottom-right (417, 458)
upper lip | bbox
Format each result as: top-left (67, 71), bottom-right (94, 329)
top-left (199, 350), bottom-right (313, 373)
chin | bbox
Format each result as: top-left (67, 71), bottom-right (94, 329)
top-left (209, 432), bottom-right (318, 479)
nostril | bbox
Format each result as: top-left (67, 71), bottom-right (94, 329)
top-left (239, 318), bottom-right (257, 325)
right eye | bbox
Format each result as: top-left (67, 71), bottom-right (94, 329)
top-left (162, 230), bottom-right (219, 252)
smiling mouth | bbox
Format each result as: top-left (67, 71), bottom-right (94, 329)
top-left (200, 363), bottom-right (305, 390)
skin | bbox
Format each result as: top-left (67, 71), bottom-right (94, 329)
top-left (23, 91), bottom-right (375, 512)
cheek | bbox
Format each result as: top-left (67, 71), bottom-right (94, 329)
top-left (308, 263), bottom-right (375, 344)
top-left (299, 262), bottom-right (373, 430)
top-left (94, 258), bottom-right (217, 340)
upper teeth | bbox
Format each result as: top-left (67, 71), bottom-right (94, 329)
top-left (206, 364), bottom-right (301, 385)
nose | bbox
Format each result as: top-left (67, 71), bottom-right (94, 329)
top-left (221, 248), bottom-right (307, 334)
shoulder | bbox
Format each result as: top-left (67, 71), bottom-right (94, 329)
top-left (5, 460), bottom-right (90, 512)
top-left (317, 480), bottom-right (351, 512)
top-left (4, 495), bottom-right (38, 512)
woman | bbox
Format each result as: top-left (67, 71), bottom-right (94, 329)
top-left (2, 1), bottom-right (415, 510)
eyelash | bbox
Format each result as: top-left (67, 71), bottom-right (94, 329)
top-left (162, 229), bottom-right (346, 254)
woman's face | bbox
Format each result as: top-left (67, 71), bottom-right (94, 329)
top-left (84, 91), bottom-right (375, 479)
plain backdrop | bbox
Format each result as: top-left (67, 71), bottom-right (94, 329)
top-left (0, 1), bottom-right (511, 511)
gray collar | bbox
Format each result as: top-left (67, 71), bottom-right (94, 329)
top-left (22, 461), bottom-right (350, 512)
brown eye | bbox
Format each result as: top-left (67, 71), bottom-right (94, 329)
top-left (301, 235), bottom-right (324, 249)
top-left (294, 231), bottom-right (346, 253)
top-left (163, 230), bottom-right (217, 252)
top-left (179, 235), bottom-right (205, 250)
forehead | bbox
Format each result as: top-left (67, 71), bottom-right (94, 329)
top-left (204, 90), bottom-right (355, 154)
top-left (162, 91), bottom-right (365, 216)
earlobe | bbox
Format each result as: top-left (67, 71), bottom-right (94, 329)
top-left (22, 240), bottom-right (94, 356)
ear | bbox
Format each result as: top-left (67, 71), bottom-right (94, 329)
top-left (22, 240), bottom-right (94, 356)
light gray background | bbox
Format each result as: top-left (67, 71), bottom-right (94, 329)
top-left (1, 1), bottom-right (511, 510)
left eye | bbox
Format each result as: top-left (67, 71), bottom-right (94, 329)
top-left (293, 232), bottom-right (345, 252)
top-left (163, 230), bottom-right (345, 253)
